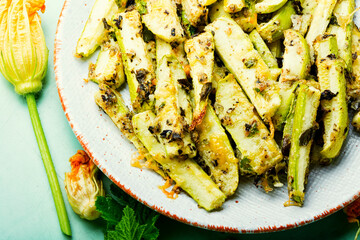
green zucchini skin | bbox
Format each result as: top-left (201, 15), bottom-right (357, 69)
top-left (255, 0), bottom-right (288, 14)
top-left (287, 84), bottom-right (321, 206)
top-left (215, 75), bottom-right (283, 175)
top-left (249, 30), bottom-right (279, 69)
top-left (132, 110), bottom-right (226, 211)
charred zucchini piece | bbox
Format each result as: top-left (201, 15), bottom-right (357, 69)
top-left (224, 0), bottom-right (245, 13)
top-left (257, 1), bottom-right (296, 43)
top-left (182, 0), bottom-right (208, 26)
top-left (88, 39), bottom-right (125, 89)
top-left (287, 84), bottom-right (321, 206)
top-left (76, 0), bottom-right (120, 57)
top-left (185, 32), bottom-right (215, 129)
top-left (195, 104), bottom-right (239, 197)
top-left (206, 17), bottom-right (281, 122)
top-left (272, 82), bottom-right (298, 131)
top-left (255, 0), bottom-right (288, 14)
top-left (142, 0), bottom-right (185, 43)
top-left (249, 30), bottom-right (278, 68)
top-left (132, 110), bottom-right (226, 211)
top-left (155, 55), bottom-right (196, 159)
top-left (305, 0), bottom-right (337, 61)
top-left (348, 27), bottom-right (360, 100)
top-left (280, 29), bottom-right (311, 82)
top-left (112, 10), bottom-right (156, 112)
top-left (215, 75), bottom-right (283, 175)
top-left (314, 34), bottom-right (349, 159)
top-left (327, 0), bottom-right (355, 73)
top-left (94, 84), bottom-right (165, 177)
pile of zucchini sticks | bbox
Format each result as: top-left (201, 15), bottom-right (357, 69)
top-left (75, 0), bottom-right (360, 210)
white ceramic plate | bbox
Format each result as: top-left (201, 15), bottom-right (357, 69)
top-left (55, 0), bottom-right (360, 233)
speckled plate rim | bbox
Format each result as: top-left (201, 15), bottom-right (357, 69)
top-left (54, 0), bottom-right (360, 233)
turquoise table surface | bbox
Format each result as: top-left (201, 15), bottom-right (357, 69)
top-left (0, 1), bottom-right (359, 239)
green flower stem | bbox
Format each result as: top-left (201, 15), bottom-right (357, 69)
top-left (26, 93), bottom-right (71, 236)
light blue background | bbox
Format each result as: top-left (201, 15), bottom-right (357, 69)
top-left (0, 1), bottom-right (359, 239)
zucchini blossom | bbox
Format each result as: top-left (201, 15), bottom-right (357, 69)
top-left (0, 0), bottom-right (48, 95)
top-left (65, 150), bottom-right (105, 220)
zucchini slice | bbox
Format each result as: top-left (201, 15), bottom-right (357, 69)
top-left (224, 0), bottom-right (245, 13)
top-left (215, 75), bottom-right (283, 175)
top-left (132, 110), bottom-right (226, 211)
top-left (209, 0), bottom-right (231, 22)
top-left (76, 0), bottom-right (120, 57)
top-left (112, 10), bottom-right (156, 112)
top-left (287, 84), bottom-right (321, 206)
top-left (182, 0), bottom-right (208, 26)
top-left (195, 104), bottom-right (239, 197)
top-left (305, 0), bottom-right (337, 61)
top-left (185, 32), bottom-right (215, 129)
top-left (88, 38), bottom-right (125, 89)
top-left (267, 39), bottom-right (282, 58)
top-left (206, 17), bottom-right (281, 122)
top-left (198, 0), bottom-right (218, 6)
top-left (249, 30), bottom-right (279, 68)
top-left (352, 111), bottom-right (360, 132)
top-left (155, 55), bottom-right (196, 159)
top-left (255, 0), bottom-right (288, 14)
top-left (291, 0), bottom-right (317, 36)
top-left (348, 27), bottom-right (360, 100)
top-left (314, 34), bottom-right (349, 159)
top-left (257, 1), bottom-right (296, 43)
top-left (94, 84), bottom-right (165, 178)
top-left (156, 37), bottom-right (188, 70)
top-left (232, 0), bottom-right (257, 32)
top-left (280, 29), bottom-right (311, 82)
top-left (142, 0), bottom-right (185, 43)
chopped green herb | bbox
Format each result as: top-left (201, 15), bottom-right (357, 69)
top-left (240, 157), bottom-right (252, 172)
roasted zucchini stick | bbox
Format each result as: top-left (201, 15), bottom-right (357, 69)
top-left (88, 39), bottom-right (125, 89)
top-left (257, 1), bottom-right (295, 43)
top-left (255, 0), bottom-right (288, 14)
top-left (132, 110), bottom-right (226, 211)
top-left (209, 0), bottom-right (231, 22)
top-left (232, 0), bottom-right (257, 32)
top-left (195, 104), bottom-right (239, 197)
top-left (215, 75), bottom-right (283, 175)
top-left (287, 84), bottom-right (320, 206)
top-left (142, 0), bottom-right (185, 43)
top-left (327, 0), bottom-right (355, 73)
top-left (272, 82), bottom-right (298, 131)
top-left (291, 0), bottom-right (317, 36)
top-left (185, 32), bottom-right (215, 129)
top-left (249, 30), bottom-right (278, 69)
top-left (206, 17), bottom-right (281, 121)
top-left (314, 34), bottom-right (349, 159)
top-left (280, 29), bottom-right (311, 82)
top-left (305, 0), bottom-right (337, 61)
top-left (146, 40), bottom-right (157, 73)
top-left (155, 55), bottom-right (196, 158)
top-left (94, 84), bottom-right (165, 177)
top-left (224, 0), bottom-right (245, 13)
top-left (281, 86), bottom-right (297, 158)
top-left (155, 37), bottom-right (188, 70)
top-left (198, 0), bottom-right (217, 6)
top-left (348, 27), bottom-right (360, 100)
top-left (112, 10), bottom-right (156, 112)
top-left (182, 0), bottom-right (208, 26)
top-left (76, 0), bottom-right (120, 57)
top-left (352, 111), bottom-right (360, 131)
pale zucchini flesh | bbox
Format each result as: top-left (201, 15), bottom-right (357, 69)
top-left (182, 0), bottom-right (208, 26)
top-left (314, 35), bottom-right (349, 159)
top-left (155, 55), bottom-right (196, 159)
top-left (280, 29), bottom-right (311, 82)
top-left (255, 0), bottom-right (288, 14)
top-left (76, 0), bottom-right (119, 57)
top-left (142, 0), bottom-right (185, 43)
top-left (155, 37), bottom-right (189, 70)
top-left (215, 75), bottom-right (283, 175)
top-left (291, 0), bottom-right (317, 36)
top-left (348, 27), bottom-right (360, 100)
top-left (113, 10), bottom-right (156, 112)
top-left (257, 1), bottom-right (296, 43)
top-left (88, 38), bottom-right (125, 89)
top-left (185, 32), bottom-right (215, 129)
top-left (249, 30), bottom-right (279, 69)
top-left (195, 104), bottom-right (239, 197)
top-left (287, 84), bottom-right (321, 206)
top-left (224, 0), bottom-right (245, 13)
top-left (209, 0), bottom-right (231, 22)
top-left (132, 110), bottom-right (226, 211)
top-left (232, 0), bottom-right (257, 32)
top-left (206, 17), bottom-right (281, 122)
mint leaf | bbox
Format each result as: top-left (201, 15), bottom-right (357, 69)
top-left (142, 215), bottom-right (160, 240)
top-left (95, 196), bottom-right (123, 229)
